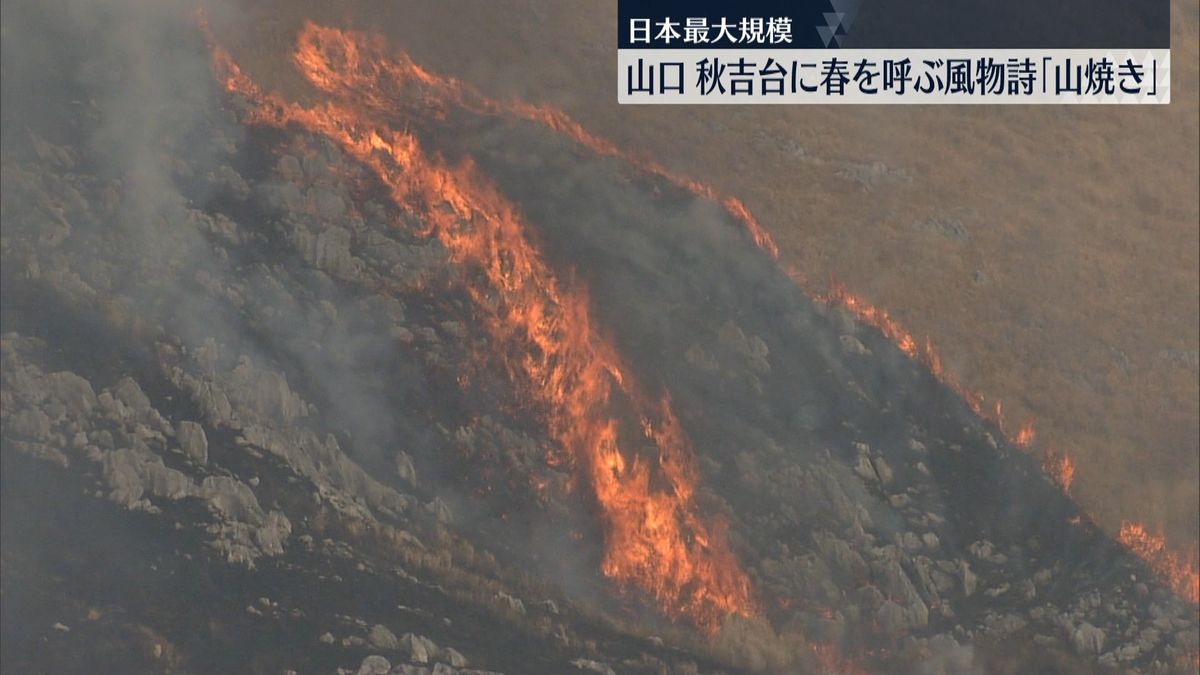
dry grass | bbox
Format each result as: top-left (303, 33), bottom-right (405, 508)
top-left (218, 0), bottom-right (1199, 558)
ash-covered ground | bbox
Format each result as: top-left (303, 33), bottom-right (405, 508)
top-left (1, 1), bottom-right (1198, 674)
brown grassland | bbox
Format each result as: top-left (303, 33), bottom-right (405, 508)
top-left (218, 0), bottom-right (1199, 563)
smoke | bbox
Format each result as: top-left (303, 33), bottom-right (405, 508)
top-left (3, 7), bottom-right (1193, 673)
top-left (3, 0), bottom-right (228, 215)
top-left (2, 0), bottom-right (589, 622)
top-left (911, 637), bottom-right (982, 675)
top-left (458, 118), bottom-right (901, 454)
top-left (428, 109), bottom-right (1161, 663)
top-left (2, 0), bottom-right (235, 350)
top-left (2, 0), bottom-right (443, 468)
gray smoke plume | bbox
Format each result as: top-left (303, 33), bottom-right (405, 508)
top-left (2, 4), bottom-right (1196, 673)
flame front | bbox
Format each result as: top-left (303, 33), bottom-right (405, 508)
top-left (207, 19), bottom-right (1197, 622)
top-left (210, 33), bottom-right (754, 632)
top-left (1119, 522), bottom-right (1200, 605)
top-left (290, 22), bottom-right (781, 258)
top-left (1041, 452), bottom-right (1076, 494)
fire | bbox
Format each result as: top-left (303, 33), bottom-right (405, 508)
top-left (209, 33), bottom-right (755, 631)
top-left (1041, 452), bottom-right (1075, 494)
top-left (290, 22), bottom-right (781, 257)
top-left (822, 281), bottom-right (925, 366)
top-left (1015, 421), bottom-right (1036, 448)
top-left (816, 281), bottom-right (1198, 605)
top-left (206, 18), bottom-right (1198, 616)
top-left (817, 273), bottom-right (1200, 607)
top-left (1118, 522), bottom-right (1200, 605)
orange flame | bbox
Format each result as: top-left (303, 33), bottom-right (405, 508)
top-left (210, 34), bottom-right (754, 632)
top-left (1015, 421), bottom-right (1036, 448)
top-left (1118, 522), bottom-right (1200, 605)
top-left (815, 279), bottom-right (1199, 604)
top-left (290, 22), bottom-right (781, 258)
top-left (816, 271), bottom-right (1200, 606)
top-left (1041, 452), bottom-right (1075, 494)
top-left (207, 20), bottom-right (1198, 613)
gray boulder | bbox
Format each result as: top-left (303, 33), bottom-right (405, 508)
top-left (356, 655), bottom-right (390, 675)
top-left (177, 421), bottom-right (208, 464)
top-left (399, 633), bottom-right (438, 664)
top-left (367, 624), bottom-right (399, 651)
top-left (1071, 622), bottom-right (1105, 655)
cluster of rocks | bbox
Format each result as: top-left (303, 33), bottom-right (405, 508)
top-left (2, 342), bottom-right (292, 565)
top-left (328, 625), bottom-right (487, 675)
top-left (0, 124), bottom-right (745, 675)
top-left (3, 71), bottom-right (1197, 675)
top-left (663, 311), bottom-right (1199, 673)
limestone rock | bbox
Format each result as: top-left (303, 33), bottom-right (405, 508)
top-left (367, 624), bottom-right (399, 651)
top-left (399, 633), bottom-right (438, 664)
top-left (357, 655), bottom-right (391, 675)
top-left (1071, 622), bottom-right (1105, 655)
top-left (177, 421), bottom-right (208, 464)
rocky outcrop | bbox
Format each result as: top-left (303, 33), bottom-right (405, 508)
top-left (2, 63), bottom-right (1195, 675)
top-left (176, 420), bottom-right (208, 465)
